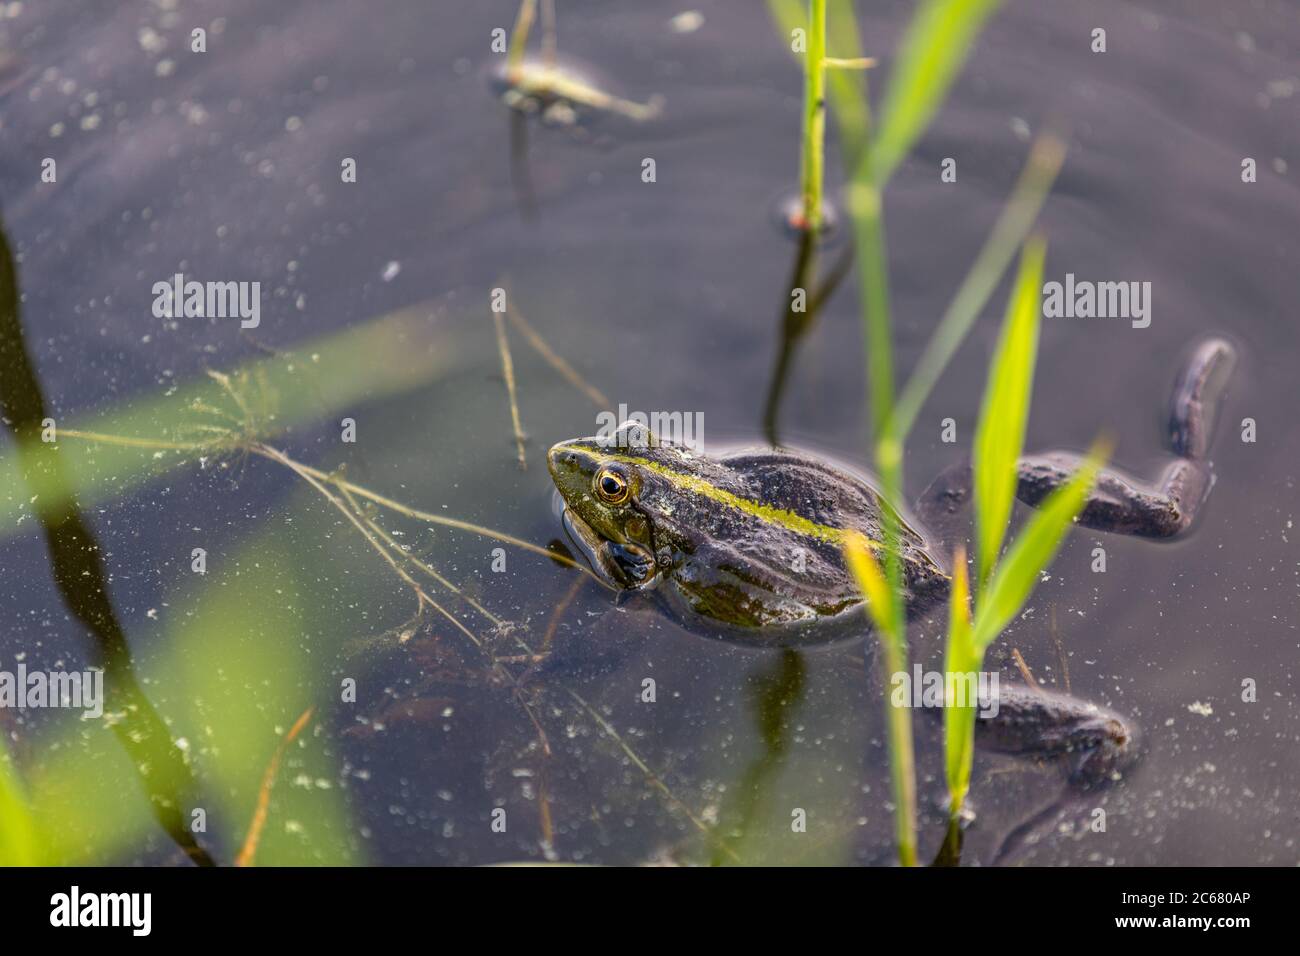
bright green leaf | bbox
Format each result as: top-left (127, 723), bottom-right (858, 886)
top-left (972, 441), bottom-right (1109, 649)
top-left (941, 551), bottom-right (978, 813)
top-left (843, 531), bottom-right (898, 643)
top-left (0, 302), bottom-right (458, 541)
top-left (890, 133), bottom-right (1065, 441)
top-left (868, 0), bottom-right (1002, 186)
top-left (0, 742), bottom-right (42, 865)
top-left (972, 236), bottom-right (1045, 591)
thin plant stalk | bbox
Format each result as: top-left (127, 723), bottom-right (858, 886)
top-left (848, 176), bottom-right (917, 866)
top-left (506, 0), bottom-right (537, 82)
top-left (540, 0), bottom-right (557, 70)
top-left (767, 0), bottom-right (871, 169)
top-left (839, 0), bottom-right (1008, 866)
top-left (800, 0), bottom-right (827, 233)
top-left (235, 706), bottom-right (314, 867)
top-left (889, 133), bottom-right (1064, 442)
top-left (491, 307), bottom-right (528, 470)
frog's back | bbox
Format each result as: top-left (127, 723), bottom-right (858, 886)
top-left (651, 447), bottom-right (948, 646)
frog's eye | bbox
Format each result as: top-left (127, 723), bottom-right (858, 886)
top-left (593, 465), bottom-right (632, 505)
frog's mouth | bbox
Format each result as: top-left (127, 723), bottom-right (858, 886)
top-left (559, 504), bottom-right (658, 590)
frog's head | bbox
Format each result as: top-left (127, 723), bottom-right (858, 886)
top-left (547, 424), bottom-right (679, 590)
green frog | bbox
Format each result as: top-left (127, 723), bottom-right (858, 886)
top-left (547, 338), bottom-right (1235, 789)
top-left (549, 338), bottom-right (1234, 647)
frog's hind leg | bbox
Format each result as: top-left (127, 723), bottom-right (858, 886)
top-left (1019, 337), bottom-right (1235, 539)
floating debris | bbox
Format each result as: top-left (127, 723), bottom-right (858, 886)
top-left (669, 11), bottom-right (705, 34)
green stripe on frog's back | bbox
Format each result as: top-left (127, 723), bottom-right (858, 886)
top-left (568, 446), bottom-right (881, 549)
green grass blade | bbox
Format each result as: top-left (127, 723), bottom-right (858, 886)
top-left (971, 440), bottom-right (1109, 649)
top-left (506, 0), bottom-right (537, 77)
top-left (890, 134), bottom-right (1064, 441)
top-left (0, 742), bottom-right (42, 865)
top-left (972, 237), bottom-right (1045, 591)
top-left (843, 531), bottom-right (897, 641)
top-left (844, 530), bottom-right (917, 866)
top-left (868, 0), bottom-right (1002, 186)
top-left (0, 303), bottom-right (457, 541)
top-left (942, 550), bottom-right (978, 813)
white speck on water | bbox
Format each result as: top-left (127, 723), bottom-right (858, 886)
top-left (670, 11), bottom-right (705, 33)
top-left (1010, 116), bottom-right (1031, 141)
top-left (1187, 700), bottom-right (1214, 717)
top-left (138, 27), bottom-right (166, 55)
top-left (382, 261), bottom-right (401, 282)
top-left (182, 101), bottom-right (209, 125)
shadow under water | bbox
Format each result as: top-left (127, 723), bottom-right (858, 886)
top-left (709, 648), bottom-right (806, 866)
top-left (0, 213), bottom-right (214, 866)
top-left (761, 228), bottom-right (853, 446)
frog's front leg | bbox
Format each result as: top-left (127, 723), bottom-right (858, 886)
top-left (1015, 453), bottom-right (1208, 537)
top-left (1017, 337), bottom-right (1234, 537)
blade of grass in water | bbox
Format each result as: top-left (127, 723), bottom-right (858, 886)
top-left (942, 550), bottom-right (977, 812)
top-left (843, 529), bottom-right (915, 866)
top-left (972, 441), bottom-right (1108, 649)
top-left (972, 237), bottom-right (1045, 591)
top-left (867, 0), bottom-right (1002, 186)
top-left (506, 0), bottom-right (537, 80)
top-left (788, 0), bottom-right (1016, 865)
top-left (766, 0), bottom-right (871, 167)
top-left (843, 531), bottom-right (897, 640)
top-left (0, 303), bottom-right (456, 539)
top-left (0, 741), bottom-right (42, 865)
top-left (890, 133), bottom-right (1065, 442)
top-left (800, 0), bottom-right (827, 232)
top-left (943, 251), bottom-right (1105, 816)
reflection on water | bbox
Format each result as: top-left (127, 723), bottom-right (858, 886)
top-left (708, 649), bottom-right (806, 865)
top-left (762, 228), bottom-right (854, 446)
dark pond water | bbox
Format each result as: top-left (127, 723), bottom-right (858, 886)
top-left (0, 0), bottom-right (1295, 865)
